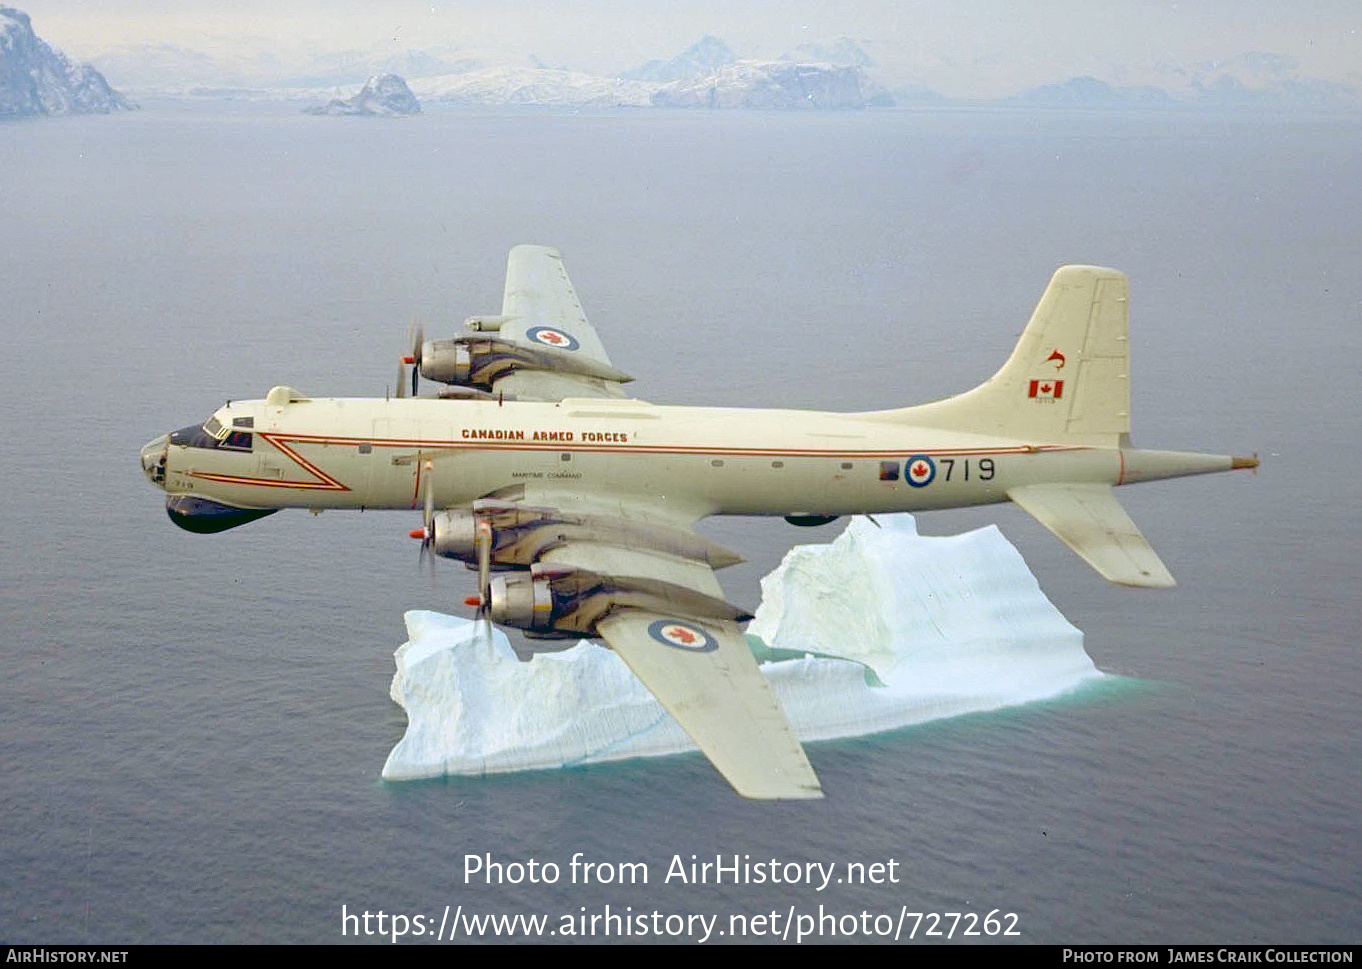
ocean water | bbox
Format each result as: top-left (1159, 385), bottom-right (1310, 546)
top-left (1, 100), bottom-right (1358, 943)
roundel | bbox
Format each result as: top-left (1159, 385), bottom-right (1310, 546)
top-left (526, 326), bottom-right (580, 352)
top-left (647, 619), bottom-right (718, 653)
top-left (904, 454), bottom-right (936, 487)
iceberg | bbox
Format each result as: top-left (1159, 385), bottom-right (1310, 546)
top-left (382, 515), bottom-right (1102, 781)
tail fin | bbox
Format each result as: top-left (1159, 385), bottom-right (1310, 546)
top-left (867, 265), bottom-right (1254, 588)
top-left (897, 266), bottom-right (1132, 445)
top-left (885, 266), bottom-right (1177, 586)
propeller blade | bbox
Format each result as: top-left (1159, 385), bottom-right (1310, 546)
top-left (406, 459), bottom-right (438, 575)
top-left (475, 520), bottom-right (492, 590)
top-left (409, 324), bottom-right (425, 397)
top-left (474, 518), bottom-right (492, 624)
top-left (421, 461), bottom-right (435, 576)
top-left (424, 465), bottom-right (435, 528)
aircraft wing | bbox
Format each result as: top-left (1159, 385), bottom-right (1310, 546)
top-left (537, 534), bottom-right (823, 799)
top-left (480, 245), bottom-right (633, 401)
top-left (1008, 482), bottom-right (1176, 587)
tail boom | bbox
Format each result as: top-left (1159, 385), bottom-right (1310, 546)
top-left (1117, 448), bottom-right (1256, 486)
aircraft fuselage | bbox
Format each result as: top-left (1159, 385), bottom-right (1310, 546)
top-left (142, 391), bottom-right (1233, 527)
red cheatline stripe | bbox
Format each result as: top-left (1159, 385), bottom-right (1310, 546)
top-left (190, 432), bottom-right (1087, 493)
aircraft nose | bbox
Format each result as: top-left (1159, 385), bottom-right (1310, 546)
top-left (141, 434), bottom-right (168, 489)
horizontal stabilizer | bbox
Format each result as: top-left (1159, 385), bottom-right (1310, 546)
top-left (1008, 483), bottom-right (1175, 588)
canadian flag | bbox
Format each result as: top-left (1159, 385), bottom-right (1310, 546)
top-left (1028, 379), bottom-right (1064, 399)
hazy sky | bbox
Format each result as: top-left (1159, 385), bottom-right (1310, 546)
top-left (21, 1), bottom-right (1362, 95)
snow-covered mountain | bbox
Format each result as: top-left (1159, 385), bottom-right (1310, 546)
top-left (61, 25), bottom-right (1361, 112)
top-left (780, 37), bottom-right (875, 70)
top-left (651, 60), bottom-right (891, 109)
top-left (303, 73), bottom-right (421, 116)
top-left (407, 58), bottom-right (890, 110)
top-left (622, 35), bottom-right (736, 83)
top-left (1017, 75), bottom-right (1174, 108)
top-left (1181, 51), bottom-right (1359, 107)
top-left (412, 66), bottom-right (654, 108)
top-left (1018, 62), bottom-right (1358, 110)
top-left (0, 6), bottom-right (132, 116)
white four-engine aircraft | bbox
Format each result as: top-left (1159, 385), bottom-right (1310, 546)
top-left (141, 245), bottom-right (1256, 799)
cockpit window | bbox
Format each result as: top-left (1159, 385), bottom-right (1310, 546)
top-left (169, 414), bottom-right (253, 452)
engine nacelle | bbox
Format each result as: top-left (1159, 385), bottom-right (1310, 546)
top-left (429, 500), bottom-right (545, 567)
top-left (418, 339), bottom-right (472, 386)
top-left (486, 571), bottom-right (558, 633)
top-left (418, 335), bottom-right (634, 392)
top-left (430, 508), bottom-right (479, 562)
top-left (429, 498), bottom-right (747, 579)
top-left (482, 564), bottom-right (753, 639)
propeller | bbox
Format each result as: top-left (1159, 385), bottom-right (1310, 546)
top-left (396, 324), bottom-right (424, 398)
top-left (408, 324), bottom-right (424, 398)
top-left (408, 460), bottom-right (436, 576)
top-left (461, 515), bottom-right (496, 650)
top-left (462, 517), bottom-right (493, 612)
top-left (403, 466), bottom-right (497, 643)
